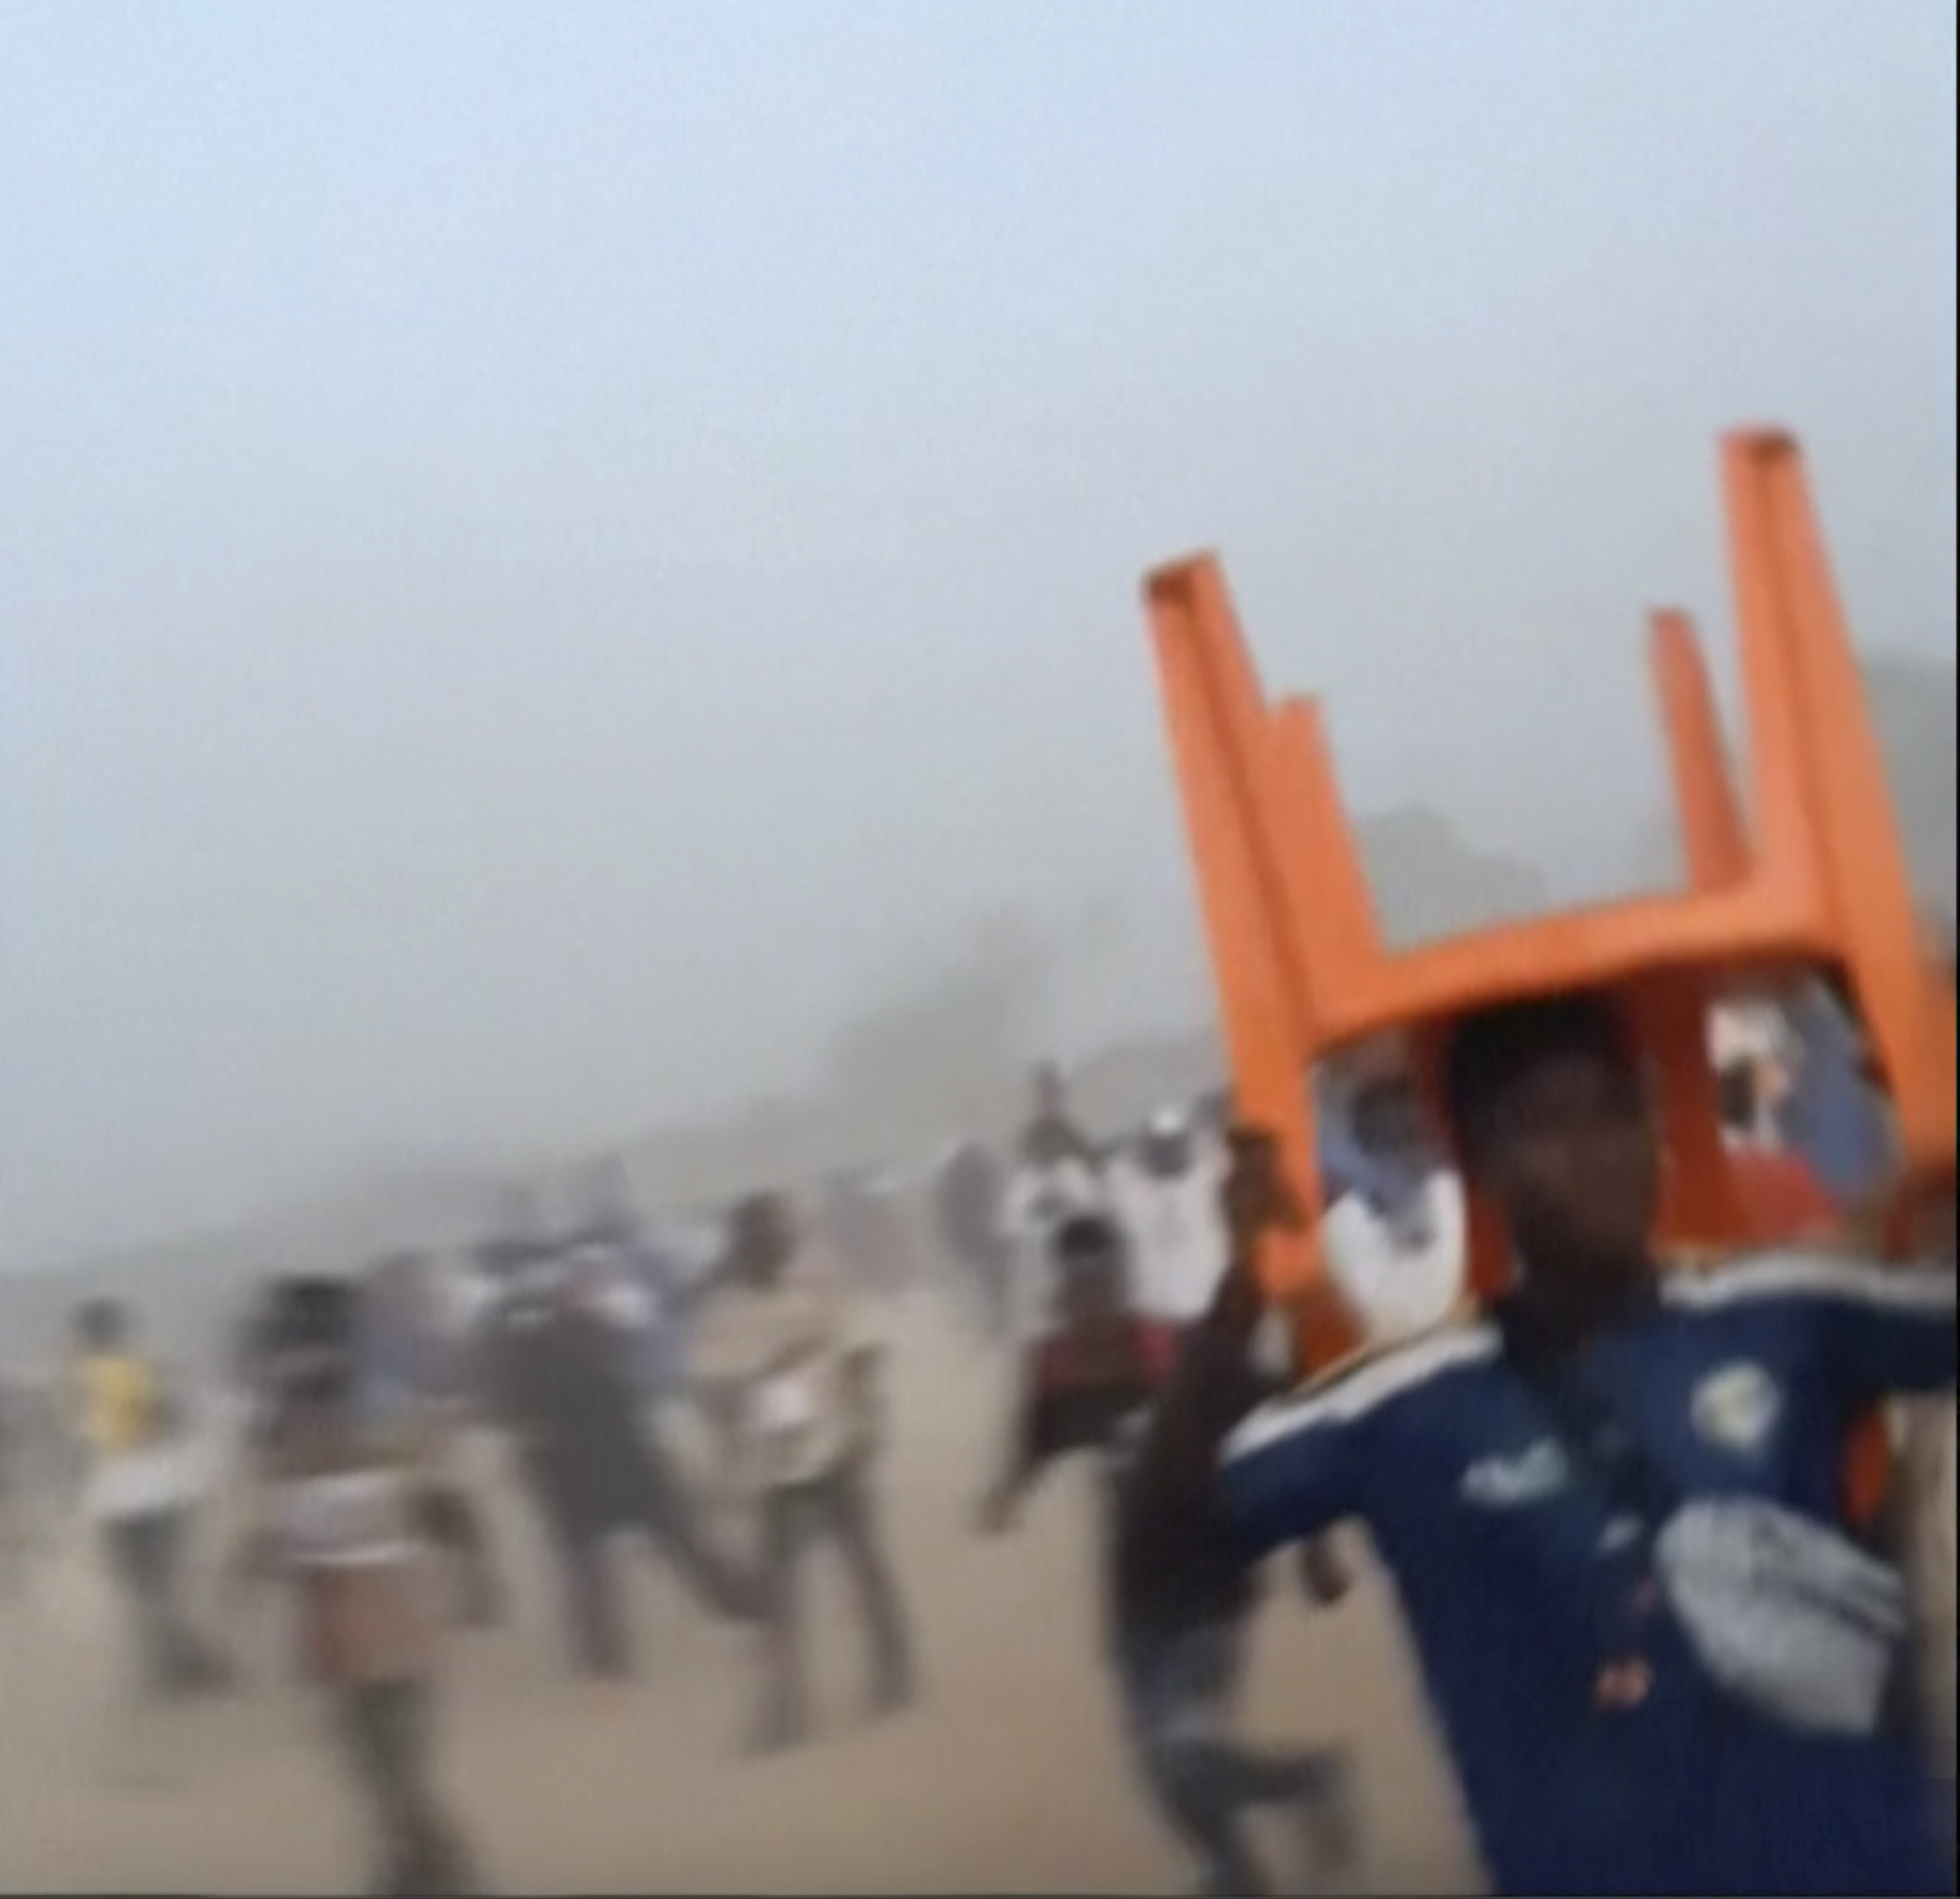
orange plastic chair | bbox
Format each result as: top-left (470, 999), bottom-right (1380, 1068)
top-left (1148, 565), bottom-right (1359, 1369)
top-left (1649, 605), bottom-right (1902, 1536)
top-left (1145, 429), bottom-right (1954, 1366)
top-left (1648, 607), bottom-right (1750, 895)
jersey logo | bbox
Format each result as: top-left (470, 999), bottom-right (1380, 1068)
top-left (1460, 1437), bottom-right (1572, 1508)
top-left (1690, 1360), bottom-right (1783, 1459)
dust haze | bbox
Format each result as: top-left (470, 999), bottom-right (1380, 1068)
top-left (3, 2), bottom-right (1955, 1280)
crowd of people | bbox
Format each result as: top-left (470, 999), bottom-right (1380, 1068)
top-left (1, 964), bottom-right (1954, 1897)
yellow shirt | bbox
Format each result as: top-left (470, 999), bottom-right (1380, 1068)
top-left (75, 1352), bottom-right (158, 1457)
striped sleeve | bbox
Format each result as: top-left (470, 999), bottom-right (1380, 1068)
top-left (1667, 1250), bottom-right (1956, 1403)
top-left (1220, 1324), bottom-right (1498, 1558)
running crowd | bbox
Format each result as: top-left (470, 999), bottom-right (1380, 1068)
top-left (2, 965), bottom-right (1954, 1897)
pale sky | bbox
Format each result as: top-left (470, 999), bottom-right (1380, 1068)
top-left (3, 1), bottom-right (1955, 1268)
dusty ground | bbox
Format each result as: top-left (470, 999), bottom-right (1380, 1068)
top-left (0, 1294), bottom-right (1484, 1896)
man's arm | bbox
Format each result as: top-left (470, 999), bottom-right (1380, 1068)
top-left (1675, 1250), bottom-right (1956, 1405)
top-left (1819, 1254), bottom-right (1956, 1402)
top-left (1122, 1127), bottom-right (1369, 1596)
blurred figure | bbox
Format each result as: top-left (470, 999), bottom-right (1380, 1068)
top-left (1105, 1106), bottom-right (1232, 1336)
top-left (0, 1371), bottom-right (74, 1583)
top-left (221, 1277), bottom-right (302, 1655)
top-left (70, 1296), bottom-right (232, 1704)
top-left (1003, 1062), bottom-right (1108, 1345)
top-left (1317, 1043), bottom-right (1467, 1344)
top-left (360, 1253), bottom-right (504, 1629)
top-left (1711, 998), bottom-right (1899, 1556)
top-left (481, 1237), bottom-right (755, 1684)
top-left (260, 1274), bottom-right (479, 1896)
top-left (820, 1166), bottom-right (914, 1302)
top-left (568, 1156), bottom-right (695, 1405)
top-left (932, 1136), bottom-right (1014, 1341)
top-left (1771, 982), bottom-right (1898, 1210)
top-left (979, 1207), bottom-right (1355, 1898)
top-left (691, 1191), bottom-right (915, 1754)
top-left (1713, 1044), bottom-right (1839, 1242)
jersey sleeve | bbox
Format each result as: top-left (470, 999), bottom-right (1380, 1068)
top-left (1218, 1322), bottom-right (1498, 1558)
top-left (1217, 1374), bottom-right (1375, 1559)
top-left (1685, 1251), bottom-right (1956, 1406)
top-left (1814, 1256), bottom-right (1956, 1401)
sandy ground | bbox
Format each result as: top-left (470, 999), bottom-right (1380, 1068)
top-left (0, 1293), bottom-right (1487, 1896)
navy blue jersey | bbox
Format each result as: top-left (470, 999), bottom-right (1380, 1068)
top-left (1220, 1250), bottom-right (1956, 1895)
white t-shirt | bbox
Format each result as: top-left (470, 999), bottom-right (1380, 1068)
top-left (85, 1435), bottom-right (208, 1523)
top-left (1320, 1171), bottom-right (1468, 1344)
top-left (594, 1273), bottom-right (657, 1334)
top-left (277, 1466), bottom-right (417, 1570)
top-left (1106, 1138), bottom-right (1231, 1327)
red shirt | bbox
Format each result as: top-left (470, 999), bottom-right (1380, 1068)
top-left (1730, 1146), bottom-right (1838, 1244)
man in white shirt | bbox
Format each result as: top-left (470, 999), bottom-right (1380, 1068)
top-left (1106, 1107), bottom-right (1233, 1334)
top-left (690, 1192), bottom-right (914, 1753)
top-left (1002, 1145), bottom-right (1107, 1344)
top-left (1317, 1044), bottom-right (1467, 1346)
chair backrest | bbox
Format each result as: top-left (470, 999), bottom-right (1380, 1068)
top-left (1147, 563), bottom-right (1357, 1368)
top-left (1144, 429), bottom-right (1953, 1357)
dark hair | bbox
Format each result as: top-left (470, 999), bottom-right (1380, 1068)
top-left (1051, 1212), bottom-right (1131, 1312)
top-left (268, 1275), bottom-right (361, 1357)
top-left (1441, 990), bottom-right (1635, 1158)
top-left (1715, 1060), bottom-right (1758, 1134)
top-left (566, 1208), bottom-right (635, 1251)
top-left (74, 1295), bottom-right (128, 1352)
top-left (1053, 1211), bottom-right (1124, 1263)
top-left (475, 1233), bottom-right (552, 1279)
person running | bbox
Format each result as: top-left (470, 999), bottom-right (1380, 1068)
top-left (690, 1191), bottom-right (916, 1754)
top-left (480, 1236), bottom-right (757, 1685)
top-left (820, 1166), bottom-right (915, 1302)
top-left (70, 1296), bottom-right (233, 1703)
top-left (1126, 994), bottom-right (1956, 1895)
top-left (359, 1252), bottom-right (504, 1628)
top-left (978, 1207), bottom-right (1356, 1897)
top-left (567, 1157), bottom-right (697, 1408)
top-left (933, 1137), bottom-right (1015, 1341)
top-left (1105, 1107), bottom-right (1233, 1337)
top-left (1003, 1062), bottom-right (1109, 1346)
top-left (260, 1274), bottom-right (479, 1897)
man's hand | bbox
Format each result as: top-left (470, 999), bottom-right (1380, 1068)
top-left (1222, 1122), bottom-right (1306, 1246)
top-left (1297, 1531), bottom-right (1354, 1606)
top-left (1119, 1119), bottom-right (1311, 1571)
top-left (1196, 1124), bottom-right (1307, 1362)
